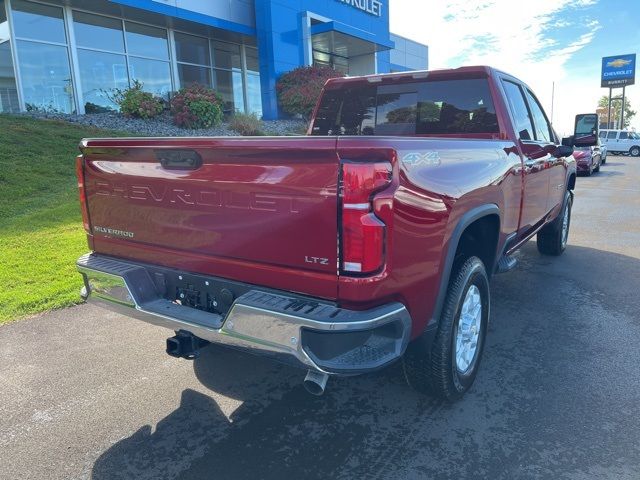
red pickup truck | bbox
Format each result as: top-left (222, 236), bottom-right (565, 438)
top-left (76, 66), bottom-right (598, 399)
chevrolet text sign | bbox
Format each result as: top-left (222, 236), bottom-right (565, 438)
top-left (601, 54), bottom-right (636, 88)
top-left (335, 0), bottom-right (383, 17)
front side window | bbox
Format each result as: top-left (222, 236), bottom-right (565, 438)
top-left (619, 132), bottom-right (628, 139)
top-left (311, 78), bottom-right (498, 136)
top-left (502, 80), bottom-right (534, 141)
top-left (525, 89), bottom-right (552, 142)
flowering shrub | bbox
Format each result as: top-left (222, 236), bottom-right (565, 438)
top-left (229, 112), bottom-right (264, 136)
top-left (170, 84), bottom-right (224, 129)
top-left (276, 66), bottom-right (345, 119)
top-left (112, 80), bottom-right (164, 119)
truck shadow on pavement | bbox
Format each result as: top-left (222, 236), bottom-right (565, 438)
top-left (92, 243), bottom-right (640, 480)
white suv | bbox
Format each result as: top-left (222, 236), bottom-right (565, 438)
top-left (599, 129), bottom-right (640, 156)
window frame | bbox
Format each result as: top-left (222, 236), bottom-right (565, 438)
top-left (501, 79), bottom-right (536, 142)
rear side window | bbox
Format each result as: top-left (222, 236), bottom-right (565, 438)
top-left (599, 131), bottom-right (607, 138)
top-left (502, 80), bottom-right (534, 141)
top-left (607, 131), bottom-right (617, 139)
top-left (310, 78), bottom-right (499, 136)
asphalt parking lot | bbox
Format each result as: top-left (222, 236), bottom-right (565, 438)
top-left (1, 155), bottom-right (639, 480)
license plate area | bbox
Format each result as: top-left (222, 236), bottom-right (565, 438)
top-left (146, 267), bottom-right (252, 317)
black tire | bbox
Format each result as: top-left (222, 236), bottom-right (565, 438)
top-left (537, 190), bottom-right (572, 256)
top-left (594, 159), bottom-right (600, 172)
top-left (403, 256), bottom-right (490, 401)
top-left (630, 146), bottom-right (640, 157)
top-left (584, 163), bottom-right (593, 176)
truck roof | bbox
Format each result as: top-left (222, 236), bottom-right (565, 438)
top-left (324, 66), bottom-right (503, 88)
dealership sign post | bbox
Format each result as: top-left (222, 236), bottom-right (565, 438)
top-left (602, 54), bottom-right (636, 129)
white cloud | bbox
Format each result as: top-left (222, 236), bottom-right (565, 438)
top-left (390, 0), bottom-right (608, 135)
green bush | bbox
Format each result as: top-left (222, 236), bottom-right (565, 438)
top-left (112, 80), bottom-right (164, 119)
top-left (228, 112), bottom-right (264, 136)
top-left (276, 66), bottom-right (345, 119)
top-left (170, 83), bottom-right (224, 129)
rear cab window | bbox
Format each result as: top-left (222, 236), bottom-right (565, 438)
top-left (311, 77), bottom-right (500, 137)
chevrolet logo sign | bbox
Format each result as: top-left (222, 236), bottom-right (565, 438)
top-left (607, 58), bottom-right (633, 68)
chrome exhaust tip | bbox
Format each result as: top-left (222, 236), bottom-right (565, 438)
top-left (303, 370), bottom-right (329, 396)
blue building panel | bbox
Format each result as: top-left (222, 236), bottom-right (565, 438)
top-left (109, 0), bottom-right (257, 36)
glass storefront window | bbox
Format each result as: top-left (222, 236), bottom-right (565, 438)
top-left (177, 63), bottom-right (210, 88)
top-left (77, 49), bottom-right (127, 110)
top-left (128, 57), bottom-right (171, 98)
top-left (125, 22), bottom-right (168, 60)
top-left (245, 46), bottom-right (259, 73)
top-left (246, 73), bottom-right (262, 117)
top-left (73, 11), bottom-right (124, 53)
top-left (211, 41), bottom-right (240, 70)
top-left (213, 68), bottom-right (243, 113)
top-left (17, 40), bottom-right (74, 112)
top-left (11, 0), bottom-right (66, 44)
top-left (0, 42), bottom-right (19, 113)
top-left (175, 32), bottom-right (209, 66)
top-left (7, 2), bottom-right (261, 117)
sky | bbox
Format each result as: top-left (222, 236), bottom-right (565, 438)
top-left (389, 0), bottom-right (640, 136)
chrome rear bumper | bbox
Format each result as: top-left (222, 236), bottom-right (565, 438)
top-left (77, 253), bottom-right (411, 374)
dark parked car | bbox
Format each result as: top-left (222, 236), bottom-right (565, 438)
top-left (573, 141), bottom-right (602, 175)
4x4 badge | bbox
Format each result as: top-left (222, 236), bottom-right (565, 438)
top-left (401, 151), bottom-right (441, 168)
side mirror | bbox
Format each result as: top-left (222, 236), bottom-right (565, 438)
top-left (573, 113), bottom-right (599, 147)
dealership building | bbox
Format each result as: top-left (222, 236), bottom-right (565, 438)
top-left (0, 0), bottom-right (428, 119)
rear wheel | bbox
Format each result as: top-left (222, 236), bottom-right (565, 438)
top-left (630, 146), bottom-right (640, 157)
top-left (403, 256), bottom-right (489, 400)
top-left (537, 190), bottom-right (572, 256)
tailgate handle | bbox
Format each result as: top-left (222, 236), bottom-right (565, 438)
top-left (155, 149), bottom-right (202, 170)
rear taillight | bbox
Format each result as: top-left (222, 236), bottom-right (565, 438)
top-left (340, 162), bottom-right (392, 274)
top-left (75, 155), bottom-right (91, 233)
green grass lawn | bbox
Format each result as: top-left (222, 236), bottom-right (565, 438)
top-left (0, 115), bottom-right (129, 324)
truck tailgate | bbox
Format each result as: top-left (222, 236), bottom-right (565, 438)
top-left (80, 136), bottom-right (339, 298)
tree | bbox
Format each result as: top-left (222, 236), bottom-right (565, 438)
top-left (597, 95), bottom-right (636, 128)
top-left (276, 66), bottom-right (344, 119)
